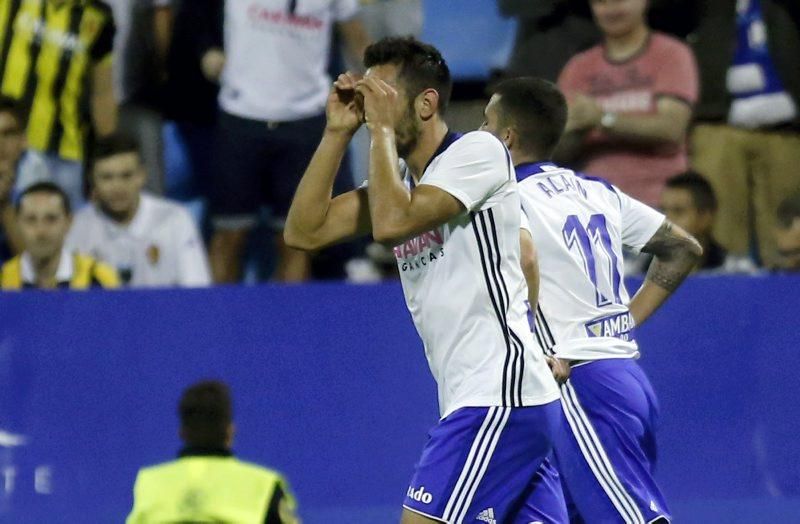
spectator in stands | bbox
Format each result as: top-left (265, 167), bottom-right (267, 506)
top-left (555, 0), bottom-right (698, 207)
top-left (127, 380), bottom-right (298, 524)
top-left (0, 0), bottom-right (117, 209)
top-left (661, 172), bottom-right (755, 273)
top-left (163, 0), bottom-right (222, 201)
top-left (499, 0), bottom-right (599, 82)
top-left (688, 0), bottom-right (800, 268)
top-left (0, 183), bottom-right (119, 289)
top-left (203, 0), bottom-right (370, 283)
top-left (67, 134), bottom-right (210, 287)
top-left (0, 98), bottom-right (27, 263)
top-left (775, 191), bottom-right (800, 272)
top-left (107, 0), bottom-right (173, 194)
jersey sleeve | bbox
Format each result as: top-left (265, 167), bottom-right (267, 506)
top-left (418, 131), bottom-right (511, 212)
top-left (618, 189), bottom-right (666, 253)
top-left (174, 210), bottom-right (212, 287)
top-left (653, 41), bottom-right (699, 106)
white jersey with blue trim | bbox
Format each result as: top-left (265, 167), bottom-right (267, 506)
top-left (393, 132), bottom-right (559, 418)
top-left (517, 162), bottom-right (665, 361)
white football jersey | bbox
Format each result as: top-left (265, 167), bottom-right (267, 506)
top-left (66, 194), bottom-right (211, 288)
top-left (391, 132), bottom-right (559, 418)
top-left (517, 162), bottom-right (665, 361)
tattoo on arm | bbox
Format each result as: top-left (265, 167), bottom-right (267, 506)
top-left (641, 220), bottom-right (703, 292)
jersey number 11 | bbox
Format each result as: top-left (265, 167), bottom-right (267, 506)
top-left (562, 214), bottom-right (623, 307)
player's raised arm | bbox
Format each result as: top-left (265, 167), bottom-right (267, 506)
top-left (284, 74), bottom-right (373, 251)
top-left (628, 219), bottom-right (703, 326)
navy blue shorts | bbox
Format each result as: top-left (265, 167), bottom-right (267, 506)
top-left (403, 402), bottom-right (563, 523)
top-left (209, 110), bottom-right (353, 226)
top-left (552, 359), bottom-right (671, 523)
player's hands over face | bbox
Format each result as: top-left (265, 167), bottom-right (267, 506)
top-left (566, 94), bottom-right (603, 132)
top-left (546, 356), bottom-right (571, 385)
top-left (326, 72), bottom-right (364, 135)
top-left (355, 77), bottom-right (399, 133)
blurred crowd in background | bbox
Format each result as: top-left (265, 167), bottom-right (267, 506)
top-left (0, 0), bottom-right (798, 290)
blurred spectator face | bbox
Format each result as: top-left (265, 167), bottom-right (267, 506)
top-left (17, 193), bottom-right (70, 260)
top-left (363, 64), bottom-right (423, 158)
top-left (775, 220), bottom-right (800, 271)
top-left (92, 152), bottom-right (146, 219)
top-left (0, 110), bottom-right (25, 202)
top-left (660, 186), bottom-right (714, 240)
top-left (589, 0), bottom-right (647, 38)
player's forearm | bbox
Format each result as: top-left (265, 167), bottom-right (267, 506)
top-left (366, 127), bottom-right (410, 245)
top-left (628, 280), bottom-right (671, 327)
top-left (284, 130), bottom-right (351, 249)
top-left (630, 221), bottom-right (702, 325)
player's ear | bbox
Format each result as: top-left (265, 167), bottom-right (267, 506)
top-left (503, 126), bottom-right (516, 150)
top-left (417, 88), bottom-right (440, 121)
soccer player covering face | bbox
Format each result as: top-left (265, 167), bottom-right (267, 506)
top-left (285, 38), bottom-right (561, 524)
top-left (481, 77), bottom-right (703, 524)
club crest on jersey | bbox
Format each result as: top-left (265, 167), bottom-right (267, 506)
top-left (585, 311), bottom-right (635, 341)
top-left (394, 228), bottom-right (445, 272)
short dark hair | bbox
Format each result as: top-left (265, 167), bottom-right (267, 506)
top-left (0, 96), bottom-right (27, 130)
top-left (363, 36), bottom-right (452, 115)
top-left (490, 77), bottom-right (568, 159)
top-left (665, 171), bottom-right (718, 212)
top-left (91, 132), bottom-right (140, 166)
top-left (179, 380), bottom-right (232, 448)
top-left (16, 181), bottom-right (71, 215)
top-left (777, 190), bottom-right (800, 229)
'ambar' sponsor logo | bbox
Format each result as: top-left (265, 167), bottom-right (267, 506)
top-left (585, 311), bottom-right (635, 341)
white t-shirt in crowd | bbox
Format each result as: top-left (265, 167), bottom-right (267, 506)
top-left (517, 162), bottom-right (665, 361)
top-left (389, 131), bottom-right (560, 418)
top-left (66, 193), bottom-right (211, 288)
top-left (220, 0), bottom-right (359, 122)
